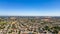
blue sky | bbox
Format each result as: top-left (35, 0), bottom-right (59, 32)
top-left (0, 0), bottom-right (60, 16)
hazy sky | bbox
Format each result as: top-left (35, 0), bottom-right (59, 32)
top-left (0, 0), bottom-right (60, 16)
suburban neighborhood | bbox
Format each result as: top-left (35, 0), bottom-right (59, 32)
top-left (0, 16), bottom-right (60, 34)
